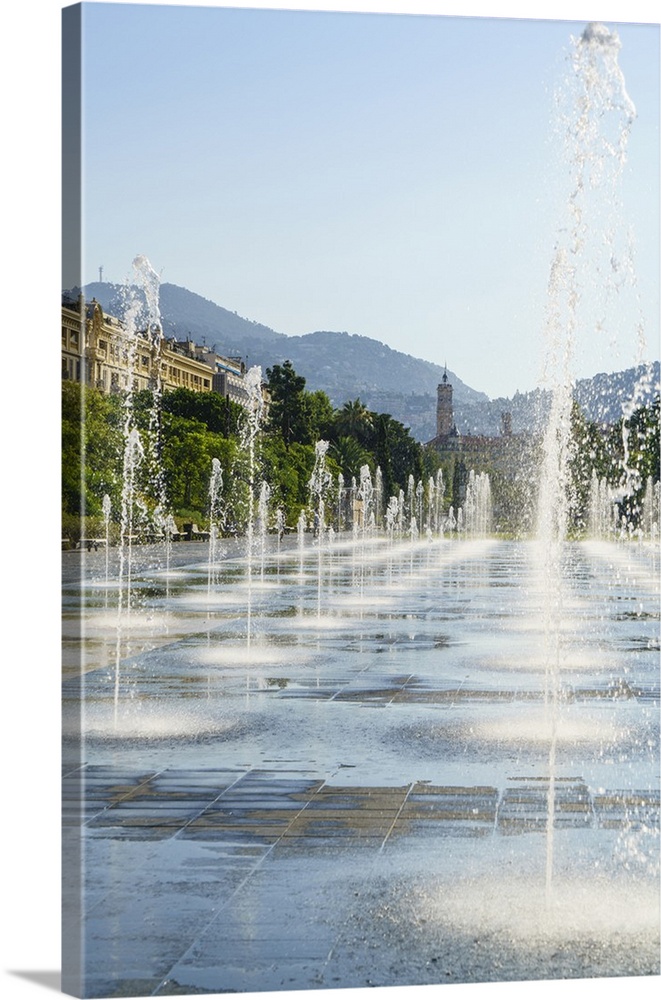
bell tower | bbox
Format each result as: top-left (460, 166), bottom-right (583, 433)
top-left (436, 368), bottom-right (454, 437)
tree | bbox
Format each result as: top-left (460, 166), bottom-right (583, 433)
top-left (330, 436), bottom-right (373, 482)
top-left (159, 387), bottom-right (243, 438)
top-left (260, 438), bottom-right (324, 525)
top-left (607, 397), bottom-right (660, 528)
top-left (62, 381), bottom-right (123, 517)
top-left (452, 459), bottom-right (468, 510)
top-left (333, 399), bottom-right (374, 443)
top-left (301, 390), bottom-right (334, 443)
top-left (624, 397), bottom-right (660, 485)
top-left (265, 361), bottom-right (308, 448)
top-left (160, 413), bottom-right (236, 518)
top-left (381, 414), bottom-right (424, 494)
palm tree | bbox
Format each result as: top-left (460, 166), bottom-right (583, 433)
top-left (334, 399), bottom-right (374, 442)
top-left (330, 436), bottom-right (373, 481)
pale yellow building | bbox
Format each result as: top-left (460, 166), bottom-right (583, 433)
top-left (62, 296), bottom-right (221, 396)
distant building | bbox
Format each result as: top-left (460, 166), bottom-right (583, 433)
top-left (435, 368), bottom-right (458, 440)
top-left (185, 342), bottom-right (250, 406)
top-left (62, 295), bottom-right (251, 406)
top-left (426, 367), bottom-right (532, 479)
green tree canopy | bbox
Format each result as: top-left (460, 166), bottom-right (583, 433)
top-left (265, 360), bottom-right (308, 447)
top-left (333, 399), bottom-right (374, 443)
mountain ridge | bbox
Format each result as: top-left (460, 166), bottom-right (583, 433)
top-left (67, 280), bottom-right (488, 409)
top-left (65, 280), bottom-right (659, 440)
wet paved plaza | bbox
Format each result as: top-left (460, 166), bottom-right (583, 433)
top-left (62, 537), bottom-right (660, 996)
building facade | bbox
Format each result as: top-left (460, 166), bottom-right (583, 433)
top-left (426, 368), bottom-right (530, 477)
top-left (62, 296), bottom-right (248, 402)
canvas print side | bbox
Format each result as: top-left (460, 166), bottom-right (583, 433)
top-left (62, 4), bottom-right (85, 997)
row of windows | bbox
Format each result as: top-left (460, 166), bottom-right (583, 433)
top-left (63, 352), bottom-right (212, 394)
top-left (62, 326), bottom-right (79, 347)
top-left (64, 321), bottom-right (215, 396)
top-left (166, 367), bottom-right (211, 389)
top-left (62, 357), bottom-right (81, 380)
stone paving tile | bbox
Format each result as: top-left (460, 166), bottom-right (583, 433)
top-left (156, 867), bottom-right (341, 994)
top-left (232, 772), bottom-right (324, 788)
top-left (282, 819), bottom-right (393, 839)
top-left (312, 784), bottom-right (409, 797)
top-left (278, 684), bottom-right (548, 704)
top-left (88, 804), bottom-right (214, 828)
top-left (496, 778), bottom-right (592, 832)
top-left (271, 838), bottom-right (384, 855)
top-left (592, 789), bottom-right (660, 828)
top-left (78, 839), bottom-right (270, 995)
top-left (299, 806), bottom-right (400, 822)
top-left (155, 959), bottom-right (325, 995)
top-left (395, 819), bottom-right (496, 840)
top-left (76, 768), bottom-right (250, 834)
top-left (173, 932), bottom-right (333, 962)
top-left (64, 768), bottom-right (159, 801)
top-left (399, 785), bottom-right (499, 824)
top-left (85, 825), bottom-right (184, 841)
top-left (82, 975), bottom-right (166, 998)
top-left (210, 796), bottom-right (309, 810)
top-left (75, 770), bottom-right (661, 845)
top-left (179, 827), bottom-right (284, 845)
top-left (184, 816), bottom-right (291, 835)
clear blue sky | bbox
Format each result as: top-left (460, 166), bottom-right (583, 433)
top-left (70, 1), bottom-right (659, 398)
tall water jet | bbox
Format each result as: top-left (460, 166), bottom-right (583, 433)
top-left (375, 466), bottom-right (383, 529)
top-left (385, 496), bottom-right (398, 541)
top-left (397, 487), bottom-right (405, 537)
top-left (464, 471), bottom-right (492, 537)
top-left (587, 471), bottom-right (617, 539)
top-left (162, 512), bottom-right (178, 597)
top-left (240, 366), bottom-right (265, 647)
top-left (274, 507), bottom-right (285, 571)
top-left (416, 479), bottom-right (424, 534)
top-left (207, 457), bottom-right (224, 600)
top-left (138, 255), bottom-right (168, 541)
top-left (102, 493), bottom-right (112, 591)
top-left (297, 510), bottom-right (307, 587)
top-left (349, 476), bottom-right (358, 536)
top-left (407, 474), bottom-right (415, 531)
top-left (309, 440), bottom-right (332, 618)
top-left (112, 255), bottom-right (168, 726)
top-left (434, 468), bottom-right (445, 535)
top-left (537, 22), bottom-right (644, 898)
top-left (357, 464), bottom-right (374, 606)
top-left (336, 472), bottom-right (345, 532)
top-left (426, 476), bottom-right (435, 538)
top-left (358, 464), bottom-right (374, 535)
top-left (257, 480), bottom-right (271, 582)
top-left (641, 476), bottom-right (660, 541)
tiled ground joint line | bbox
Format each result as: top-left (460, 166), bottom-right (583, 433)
top-left (150, 774), bottom-right (342, 996)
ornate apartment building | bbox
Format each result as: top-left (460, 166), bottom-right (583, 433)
top-left (62, 295), bottom-right (249, 404)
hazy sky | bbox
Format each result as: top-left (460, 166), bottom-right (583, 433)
top-left (70, 2), bottom-right (659, 398)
